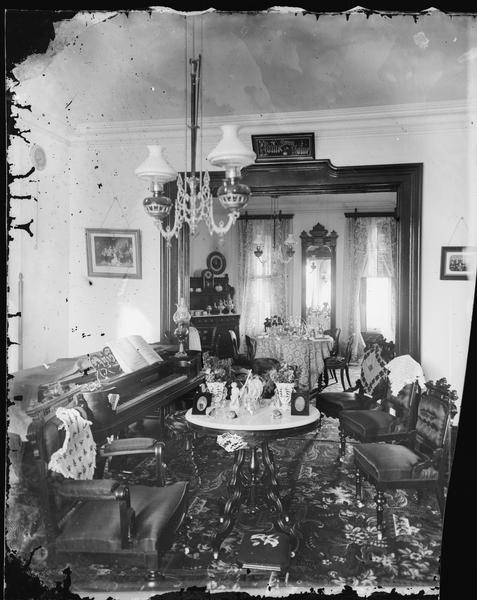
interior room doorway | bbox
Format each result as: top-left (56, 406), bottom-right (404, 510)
top-left (162, 158), bottom-right (421, 360)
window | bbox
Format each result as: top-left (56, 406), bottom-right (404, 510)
top-left (361, 277), bottom-right (394, 341)
top-left (359, 217), bottom-right (397, 343)
top-left (238, 218), bottom-right (291, 339)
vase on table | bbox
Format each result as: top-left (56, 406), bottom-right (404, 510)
top-left (275, 382), bottom-right (295, 410)
top-left (207, 381), bottom-right (227, 409)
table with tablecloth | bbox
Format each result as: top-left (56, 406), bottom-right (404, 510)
top-left (255, 334), bottom-right (334, 390)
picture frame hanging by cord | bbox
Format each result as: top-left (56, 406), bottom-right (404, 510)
top-left (85, 228), bottom-right (142, 279)
top-left (440, 246), bottom-right (477, 281)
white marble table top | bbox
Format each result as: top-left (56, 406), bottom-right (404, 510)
top-left (185, 404), bottom-right (320, 432)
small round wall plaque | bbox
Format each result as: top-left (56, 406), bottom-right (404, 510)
top-left (207, 251), bottom-right (226, 275)
top-left (30, 144), bottom-right (47, 171)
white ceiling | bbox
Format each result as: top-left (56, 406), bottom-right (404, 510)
top-left (11, 9), bottom-right (477, 128)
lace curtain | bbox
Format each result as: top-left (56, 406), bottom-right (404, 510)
top-left (236, 218), bottom-right (291, 348)
top-left (342, 216), bottom-right (397, 361)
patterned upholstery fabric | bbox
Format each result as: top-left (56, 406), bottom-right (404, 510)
top-left (415, 393), bottom-right (449, 451)
top-left (360, 344), bottom-right (389, 395)
top-left (381, 382), bottom-right (419, 433)
top-left (354, 389), bottom-right (450, 484)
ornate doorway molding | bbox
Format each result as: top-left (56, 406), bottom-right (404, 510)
top-left (163, 159), bottom-right (422, 359)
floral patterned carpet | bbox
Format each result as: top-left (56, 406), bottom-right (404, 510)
top-left (6, 413), bottom-right (444, 598)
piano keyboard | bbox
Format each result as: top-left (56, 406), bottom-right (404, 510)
top-left (117, 373), bottom-right (188, 413)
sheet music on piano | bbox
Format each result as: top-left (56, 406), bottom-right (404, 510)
top-left (88, 335), bottom-right (163, 380)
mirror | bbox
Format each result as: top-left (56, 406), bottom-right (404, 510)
top-left (300, 222), bottom-right (338, 331)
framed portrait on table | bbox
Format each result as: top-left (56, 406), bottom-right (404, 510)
top-left (290, 390), bottom-right (310, 416)
top-left (192, 388), bottom-right (212, 415)
top-left (440, 246), bottom-right (477, 281)
top-left (85, 228), bottom-right (142, 278)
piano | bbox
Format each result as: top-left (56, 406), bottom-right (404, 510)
top-left (10, 348), bottom-right (204, 442)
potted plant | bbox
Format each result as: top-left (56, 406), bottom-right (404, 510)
top-left (202, 355), bottom-right (229, 408)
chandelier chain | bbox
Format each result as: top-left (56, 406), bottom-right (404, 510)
top-left (136, 18), bottom-right (255, 241)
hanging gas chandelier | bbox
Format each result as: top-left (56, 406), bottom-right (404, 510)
top-left (135, 25), bottom-right (256, 244)
top-left (253, 197), bottom-right (297, 264)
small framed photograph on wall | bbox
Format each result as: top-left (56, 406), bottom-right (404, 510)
top-left (85, 228), bottom-right (142, 278)
top-left (440, 246), bottom-right (477, 281)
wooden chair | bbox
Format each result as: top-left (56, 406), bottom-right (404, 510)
top-left (214, 329), bottom-right (280, 378)
top-left (338, 379), bottom-right (421, 457)
top-left (323, 333), bottom-right (355, 389)
top-left (315, 342), bottom-right (392, 422)
top-left (324, 327), bottom-right (341, 357)
top-left (245, 335), bottom-right (257, 361)
top-left (361, 331), bottom-right (385, 350)
top-left (27, 412), bottom-right (190, 581)
top-left (353, 381), bottom-right (453, 533)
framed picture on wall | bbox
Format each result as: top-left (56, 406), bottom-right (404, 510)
top-left (251, 133), bottom-right (315, 162)
top-left (85, 228), bottom-right (142, 278)
top-left (440, 246), bottom-right (477, 281)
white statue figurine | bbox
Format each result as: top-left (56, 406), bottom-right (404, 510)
top-left (230, 382), bottom-right (241, 411)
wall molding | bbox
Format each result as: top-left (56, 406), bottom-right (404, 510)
top-left (71, 100), bottom-right (476, 147)
top-left (15, 113), bottom-right (73, 147)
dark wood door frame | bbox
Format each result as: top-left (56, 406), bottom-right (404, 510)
top-left (161, 159), bottom-right (422, 359)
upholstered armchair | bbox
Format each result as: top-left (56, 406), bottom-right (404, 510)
top-left (353, 381), bottom-right (453, 533)
top-left (27, 413), bottom-right (190, 581)
top-left (315, 342), bottom-right (391, 423)
top-left (338, 379), bottom-right (421, 457)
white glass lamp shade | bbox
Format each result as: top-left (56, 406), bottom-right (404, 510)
top-left (135, 145), bottom-right (177, 185)
top-left (207, 124), bottom-right (256, 170)
top-left (172, 297), bottom-right (191, 324)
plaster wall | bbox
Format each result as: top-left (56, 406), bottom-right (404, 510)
top-left (9, 108), bottom-right (476, 411)
top-left (7, 128), bottom-right (71, 371)
top-left (186, 120), bottom-right (476, 404)
top-left (66, 142), bottom-right (163, 358)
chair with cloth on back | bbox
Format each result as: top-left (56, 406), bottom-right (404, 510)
top-left (353, 378), bottom-right (455, 534)
top-left (338, 376), bottom-right (422, 458)
top-left (338, 354), bottom-right (426, 457)
top-left (27, 406), bottom-right (190, 582)
top-left (315, 340), bottom-right (395, 425)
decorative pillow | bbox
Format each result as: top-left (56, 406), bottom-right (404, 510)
top-left (360, 344), bottom-right (389, 395)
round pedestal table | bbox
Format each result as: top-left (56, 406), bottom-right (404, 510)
top-left (185, 405), bottom-right (320, 558)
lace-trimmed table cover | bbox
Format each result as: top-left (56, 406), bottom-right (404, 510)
top-left (255, 334), bottom-right (333, 389)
